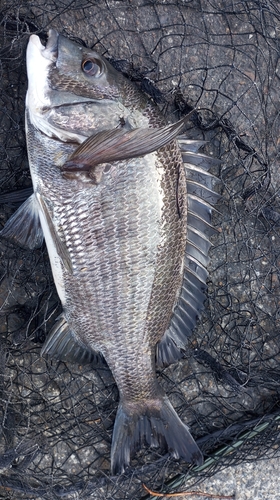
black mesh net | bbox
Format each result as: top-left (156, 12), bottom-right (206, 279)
top-left (0, 0), bottom-right (280, 498)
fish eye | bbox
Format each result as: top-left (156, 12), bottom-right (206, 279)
top-left (82, 58), bottom-right (102, 76)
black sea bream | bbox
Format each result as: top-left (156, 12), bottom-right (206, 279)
top-left (1, 30), bottom-right (219, 474)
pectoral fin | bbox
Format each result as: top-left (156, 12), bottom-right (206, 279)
top-left (61, 111), bottom-right (194, 174)
top-left (0, 194), bottom-right (44, 249)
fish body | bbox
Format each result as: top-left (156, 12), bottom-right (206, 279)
top-left (1, 30), bottom-right (219, 473)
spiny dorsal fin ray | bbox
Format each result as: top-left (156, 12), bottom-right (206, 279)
top-left (182, 151), bottom-right (221, 170)
top-left (177, 138), bottom-right (207, 153)
top-left (186, 241), bottom-right (210, 268)
top-left (187, 181), bottom-right (220, 205)
top-left (187, 227), bottom-right (213, 254)
top-left (186, 164), bottom-right (218, 189)
top-left (187, 194), bottom-right (213, 224)
top-left (187, 212), bottom-right (218, 238)
top-left (185, 261), bottom-right (208, 288)
top-left (156, 140), bottom-right (219, 367)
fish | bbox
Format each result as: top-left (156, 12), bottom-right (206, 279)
top-left (0, 29), bottom-right (220, 474)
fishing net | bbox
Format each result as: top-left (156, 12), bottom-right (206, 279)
top-left (0, 0), bottom-right (280, 498)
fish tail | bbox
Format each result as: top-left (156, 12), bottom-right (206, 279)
top-left (111, 396), bottom-right (203, 474)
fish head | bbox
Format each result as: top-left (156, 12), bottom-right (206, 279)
top-left (26, 30), bottom-right (145, 142)
top-left (52, 32), bottom-right (122, 100)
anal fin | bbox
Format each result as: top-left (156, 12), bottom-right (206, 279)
top-left (157, 141), bottom-right (220, 368)
top-left (41, 314), bottom-right (103, 366)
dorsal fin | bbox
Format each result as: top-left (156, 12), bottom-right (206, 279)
top-left (156, 141), bottom-right (220, 367)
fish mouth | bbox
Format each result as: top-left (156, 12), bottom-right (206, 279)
top-left (42, 29), bottom-right (59, 62)
top-left (27, 29), bottom-right (59, 64)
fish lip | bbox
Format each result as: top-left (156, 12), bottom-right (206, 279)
top-left (42, 29), bottom-right (59, 62)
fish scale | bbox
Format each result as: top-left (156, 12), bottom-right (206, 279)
top-left (0, 29), bottom-right (220, 474)
top-left (57, 157), bottom-right (162, 356)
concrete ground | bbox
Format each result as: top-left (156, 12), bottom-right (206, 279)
top-left (181, 458), bottom-right (280, 500)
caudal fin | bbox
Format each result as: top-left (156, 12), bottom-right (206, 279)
top-left (111, 396), bottom-right (203, 474)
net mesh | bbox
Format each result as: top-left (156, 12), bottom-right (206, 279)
top-left (0, 0), bottom-right (280, 498)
